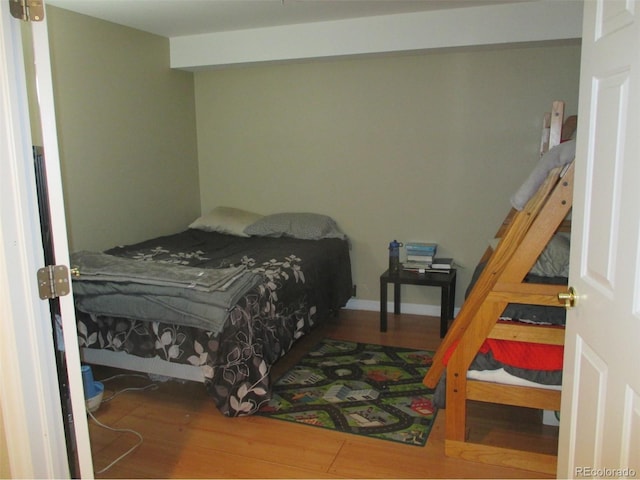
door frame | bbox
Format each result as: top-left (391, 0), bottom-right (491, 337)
top-left (0, 1), bottom-right (92, 477)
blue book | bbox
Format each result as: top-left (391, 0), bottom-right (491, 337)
top-left (406, 242), bottom-right (437, 249)
top-left (406, 243), bottom-right (437, 254)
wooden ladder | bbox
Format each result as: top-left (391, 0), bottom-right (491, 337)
top-left (423, 102), bottom-right (574, 474)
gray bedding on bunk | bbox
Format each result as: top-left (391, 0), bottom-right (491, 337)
top-left (467, 260), bottom-right (567, 326)
top-left (510, 139), bottom-right (576, 210)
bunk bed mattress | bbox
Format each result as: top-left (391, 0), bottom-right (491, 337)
top-left (72, 229), bottom-right (352, 416)
top-left (433, 336), bottom-right (563, 408)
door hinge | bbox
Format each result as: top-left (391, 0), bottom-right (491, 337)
top-left (37, 265), bottom-right (70, 300)
top-left (9, 0), bottom-right (44, 22)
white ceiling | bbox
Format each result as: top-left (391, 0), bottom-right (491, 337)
top-left (46, 0), bottom-right (531, 38)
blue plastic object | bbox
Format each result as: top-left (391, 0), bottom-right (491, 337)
top-left (81, 364), bottom-right (102, 399)
top-left (388, 240), bottom-right (403, 274)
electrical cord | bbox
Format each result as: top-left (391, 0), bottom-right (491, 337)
top-left (87, 374), bottom-right (158, 474)
top-left (87, 409), bottom-right (143, 474)
top-left (101, 382), bottom-right (159, 403)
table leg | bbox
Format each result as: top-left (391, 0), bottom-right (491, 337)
top-left (439, 280), bottom-right (456, 338)
top-left (393, 282), bottom-right (401, 314)
top-left (380, 278), bottom-right (387, 332)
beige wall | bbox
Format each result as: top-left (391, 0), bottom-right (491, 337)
top-left (45, 4), bottom-right (580, 308)
top-left (47, 6), bottom-right (200, 252)
top-left (194, 43), bottom-right (581, 307)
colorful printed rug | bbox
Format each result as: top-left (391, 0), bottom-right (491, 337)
top-left (258, 338), bottom-right (437, 446)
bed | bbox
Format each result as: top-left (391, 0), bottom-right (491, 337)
top-left (71, 209), bottom-right (353, 416)
top-left (423, 102), bottom-right (575, 474)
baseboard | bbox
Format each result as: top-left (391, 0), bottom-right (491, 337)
top-left (344, 298), bottom-right (453, 317)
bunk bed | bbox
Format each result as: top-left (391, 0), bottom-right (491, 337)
top-left (71, 210), bottom-right (353, 416)
top-left (423, 101), bottom-right (575, 474)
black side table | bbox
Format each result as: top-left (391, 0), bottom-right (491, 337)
top-left (380, 268), bottom-right (457, 338)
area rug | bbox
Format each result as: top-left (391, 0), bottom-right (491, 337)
top-left (258, 338), bottom-right (437, 446)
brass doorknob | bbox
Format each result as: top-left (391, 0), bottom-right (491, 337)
top-left (558, 286), bottom-right (578, 308)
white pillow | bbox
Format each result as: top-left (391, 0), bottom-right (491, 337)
top-left (189, 206), bottom-right (263, 237)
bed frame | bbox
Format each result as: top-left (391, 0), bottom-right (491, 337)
top-left (423, 102), bottom-right (574, 475)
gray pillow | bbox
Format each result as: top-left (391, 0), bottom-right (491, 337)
top-left (244, 212), bottom-right (346, 240)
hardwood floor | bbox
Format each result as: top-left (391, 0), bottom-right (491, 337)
top-left (86, 309), bottom-right (557, 479)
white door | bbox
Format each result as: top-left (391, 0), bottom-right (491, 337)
top-left (557, 0), bottom-right (640, 477)
top-left (0, 1), bottom-right (93, 478)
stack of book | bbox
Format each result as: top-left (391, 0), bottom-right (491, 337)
top-left (403, 243), bottom-right (455, 273)
top-left (404, 257), bottom-right (455, 273)
top-left (403, 242), bottom-right (437, 271)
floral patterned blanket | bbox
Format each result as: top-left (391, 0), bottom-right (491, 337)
top-left (74, 229), bottom-right (352, 416)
